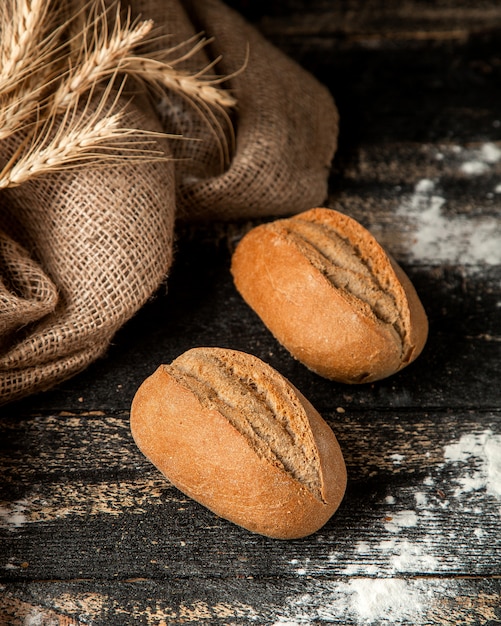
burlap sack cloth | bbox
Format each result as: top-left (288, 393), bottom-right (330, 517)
top-left (0, 0), bottom-right (338, 405)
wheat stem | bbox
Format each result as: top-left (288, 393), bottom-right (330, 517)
top-left (52, 7), bottom-right (154, 111)
top-left (0, 0), bottom-right (56, 93)
top-left (122, 56), bottom-right (237, 109)
top-left (0, 0), bottom-right (241, 185)
top-left (0, 83), bottom-right (169, 190)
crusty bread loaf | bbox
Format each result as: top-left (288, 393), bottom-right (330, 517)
top-left (231, 208), bottom-right (428, 384)
top-left (130, 347), bottom-right (347, 539)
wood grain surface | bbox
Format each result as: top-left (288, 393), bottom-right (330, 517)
top-left (1, 1), bottom-right (500, 624)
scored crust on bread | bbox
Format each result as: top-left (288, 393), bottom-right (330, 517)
top-left (130, 347), bottom-right (347, 539)
top-left (166, 348), bottom-right (324, 501)
top-left (231, 207), bottom-right (428, 383)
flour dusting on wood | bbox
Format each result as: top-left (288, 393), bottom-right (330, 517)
top-left (272, 579), bottom-right (446, 625)
top-left (383, 510), bottom-right (418, 533)
top-left (459, 142), bottom-right (501, 174)
top-left (0, 499), bottom-right (29, 530)
top-left (273, 426), bottom-right (500, 624)
top-left (395, 141), bottom-right (501, 265)
top-left (443, 430), bottom-right (501, 502)
top-left (397, 180), bottom-right (501, 265)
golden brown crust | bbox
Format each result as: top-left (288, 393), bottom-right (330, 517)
top-left (231, 208), bottom-right (428, 383)
top-left (130, 348), bottom-right (347, 539)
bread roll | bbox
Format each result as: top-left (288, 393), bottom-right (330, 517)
top-left (130, 347), bottom-right (347, 539)
top-left (231, 207), bottom-right (428, 383)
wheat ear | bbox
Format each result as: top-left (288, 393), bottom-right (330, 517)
top-left (0, 0), bottom-right (71, 140)
top-left (0, 81), bottom-right (170, 190)
top-left (0, 0), bottom-right (241, 185)
top-left (0, 0), bottom-right (56, 93)
top-left (125, 35), bottom-right (245, 168)
top-left (122, 55), bottom-right (237, 110)
top-left (52, 4), bottom-right (154, 111)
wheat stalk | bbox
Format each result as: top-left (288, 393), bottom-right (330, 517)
top-left (0, 82), bottom-right (170, 190)
top-left (0, 0), bottom-right (57, 93)
top-left (123, 55), bottom-right (237, 109)
top-left (0, 0), bottom-right (69, 140)
top-left (52, 4), bottom-right (154, 111)
top-left (125, 35), bottom-right (245, 168)
top-left (0, 82), bottom-right (43, 141)
top-left (0, 0), bottom-right (241, 187)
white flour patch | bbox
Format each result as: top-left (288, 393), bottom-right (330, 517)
top-left (396, 178), bottom-right (501, 265)
top-left (379, 539), bottom-right (439, 573)
top-left (0, 499), bottom-right (30, 529)
top-left (443, 430), bottom-right (501, 502)
top-left (355, 541), bottom-right (371, 554)
top-left (348, 579), bottom-right (425, 623)
top-left (272, 578), bottom-right (443, 625)
top-left (414, 492), bottom-right (428, 508)
top-left (384, 510), bottom-right (418, 533)
top-left (288, 558), bottom-right (311, 576)
top-left (24, 610), bottom-right (46, 626)
top-left (460, 142), bottom-right (501, 174)
top-left (390, 453), bottom-right (405, 465)
top-left (344, 535), bottom-right (437, 576)
top-left (460, 160), bottom-right (489, 175)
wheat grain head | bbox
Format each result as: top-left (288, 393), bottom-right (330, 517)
top-left (0, 0), bottom-right (241, 186)
top-left (0, 79), bottom-right (171, 190)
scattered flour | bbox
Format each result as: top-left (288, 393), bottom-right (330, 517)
top-left (355, 541), bottom-right (371, 554)
top-left (340, 428), bottom-right (499, 582)
top-left (379, 539), bottom-right (438, 573)
top-left (396, 141), bottom-right (501, 265)
top-left (23, 610), bottom-right (49, 626)
top-left (343, 536), bottom-right (437, 576)
top-left (383, 510), bottom-right (418, 533)
top-left (0, 499), bottom-right (29, 529)
top-left (274, 427), bottom-right (499, 626)
top-left (460, 160), bottom-right (490, 175)
top-left (390, 453), bottom-right (405, 465)
top-left (397, 177), bottom-right (501, 265)
top-left (414, 492), bottom-right (428, 508)
top-left (443, 430), bottom-right (501, 501)
top-left (272, 578), bottom-right (442, 625)
top-left (459, 142), bottom-right (501, 174)
top-left (288, 558), bottom-right (311, 577)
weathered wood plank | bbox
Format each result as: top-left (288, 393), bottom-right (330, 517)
top-left (0, 597), bottom-right (79, 625)
top-left (1, 577), bottom-right (500, 625)
top-left (227, 0), bottom-right (501, 37)
top-left (1, 408), bottom-right (500, 484)
top-left (1, 410), bottom-right (499, 581)
top-left (235, 7), bottom-right (501, 152)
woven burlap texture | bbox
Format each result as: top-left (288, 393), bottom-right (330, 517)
top-left (0, 0), bottom-right (339, 405)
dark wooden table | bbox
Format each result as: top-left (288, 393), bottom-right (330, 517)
top-left (1, 2), bottom-right (501, 624)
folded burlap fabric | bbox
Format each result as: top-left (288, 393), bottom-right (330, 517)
top-left (0, 0), bottom-right (339, 405)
